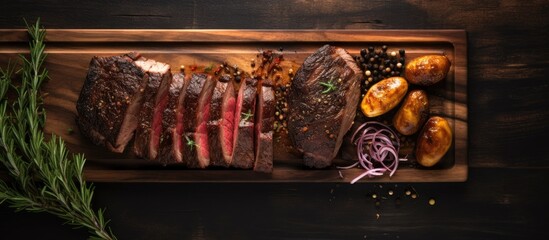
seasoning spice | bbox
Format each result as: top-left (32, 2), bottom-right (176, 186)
top-left (355, 45), bottom-right (406, 95)
top-left (253, 49), bottom-right (289, 136)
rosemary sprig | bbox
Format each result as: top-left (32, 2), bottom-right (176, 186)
top-left (184, 135), bottom-right (198, 151)
top-left (204, 63), bottom-right (214, 73)
top-left (319, 78), bottom-right (337, 94)
top-left (241, 109), bottom-right (254, 121)
top-left (0, 19), bottom-right (116, 240)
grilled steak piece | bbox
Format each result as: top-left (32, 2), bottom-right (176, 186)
top-left (219, 76), bottom-right (237, 166)
top-left (253, 82), bottom-right (275, 173)
top-left (182, 73), bottom-right (216, 168)
top-left (132, 58), bottom-right (172, 160)
top-left (231, 78), bottom-right (257, 169)
top-left (157, 73), bottom-right (189, 165)
top-left (287, 44), bottom-right (363, 168)
top-left (77, 52), bottom-right (149, 153)
top-left (207, 78), bottom-right (231, 167)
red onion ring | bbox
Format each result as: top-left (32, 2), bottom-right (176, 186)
top-left (338, 121), bottom-right (407, 184)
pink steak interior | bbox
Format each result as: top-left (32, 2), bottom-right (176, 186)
top-left (150, 92), bottom-right (169, 157)
top-left (222, 96), bottom-right (236, 156)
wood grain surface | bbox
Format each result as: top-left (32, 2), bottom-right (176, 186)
top-left (0, 29), bottom-right (467, 182)
top-left (0, 0), bottom-right (547, 239)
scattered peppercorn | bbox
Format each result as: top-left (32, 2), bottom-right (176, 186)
top-left (428, 198), bottom-right (436, 206)
top-left (354, 45), bottom-right (406, 94)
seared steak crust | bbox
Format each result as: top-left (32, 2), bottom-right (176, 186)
top-left (254, 84), bottom-right (275, 173)
top-left (231, 78), bottom-right (258, 169)
top-left (287, 45), bottom-right (363, 168)
top-left (76, 52), bottom-right (147, 153)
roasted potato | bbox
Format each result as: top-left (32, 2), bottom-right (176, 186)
top-left (360, 77), bottom-right (408, 117)
top-left (415, 116), bottom-right (452, 167)
top-left (393, 89), bottom-right (429, 135)
top-left (405, 55), bottom-right (451, 86)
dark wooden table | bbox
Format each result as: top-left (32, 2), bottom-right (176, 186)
top-left (1, 1), bottom-right (547, 239)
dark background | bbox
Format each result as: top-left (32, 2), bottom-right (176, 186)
top-left (1, 0), bottom-right (548, 239)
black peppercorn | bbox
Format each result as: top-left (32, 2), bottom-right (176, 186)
top-left (360, 48), bottom-right (367, 57)
top-left (235, 76), bottom-right (241, 82)
top-left (382, 45), bottom-right (388, 52)
top-left (399, 49), bottom-right (405, 56)
top-left (368, 46), bottom-right (374, 52)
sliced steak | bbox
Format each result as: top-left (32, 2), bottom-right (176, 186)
top-left (253, 81), bottom-right (275, 173)
top-left (132, 58), bottom-right (172, 160)
top-left (76, 52), bottom-right (148, 153)
top-left (207, 78), bottom-right (230, 167)
top-left (287, 44), bottom-right (363, 168)
top-left (182, 73), bottom-right (215, 168)
top-left (231, 78), bottom-right (257, 169)
top-left (157, 72), bottom-right (189, 165)
top-left (219, 76), bottom-right (237, 166)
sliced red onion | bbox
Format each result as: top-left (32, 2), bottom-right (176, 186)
top-left (338, 121), bottom-right (407, 184)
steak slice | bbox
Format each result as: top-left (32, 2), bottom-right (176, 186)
top-left (182, 73), bottom-right (216, 168)
top-left (76, 52), bottom-right (148, 153)
top-left (219, 76), bottom-right (237, 166)
top-left (231, 78), bottom-right (257, 169)
top-left (157, 72), bottom-right (189, 165)
top-left (207, 78), bottom-right (230, 167)
top-left (253, 81), bottom-right (275, 173)
top-left (287, 44), bottom-right (363, 168)
top-left (132, 58), bottom-right (172, 160)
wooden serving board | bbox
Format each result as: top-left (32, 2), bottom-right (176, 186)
top-left (0, 29), bottom-right (467, 183)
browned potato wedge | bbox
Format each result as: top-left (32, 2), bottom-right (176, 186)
top-left (416, 116), bottom-right (452, 167)
top-left (360, 77), bottom-right (408, 117)
top-left (405, 55), bottom-right (451, 86)
top-left (393, 89), bottom-right (429, 135)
